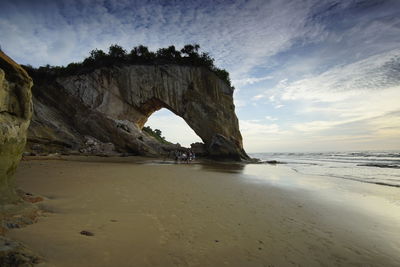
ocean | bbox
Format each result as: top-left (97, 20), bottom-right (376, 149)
top-left (250, 151), bottom-right (400, 188)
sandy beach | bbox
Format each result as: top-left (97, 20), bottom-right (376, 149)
top-left (6, 156), bottom-right (400, 266)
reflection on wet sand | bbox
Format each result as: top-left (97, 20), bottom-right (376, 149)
top-left (199, 162), bottom-right (245, 173)
top-left (6, 157), bottom-right (400, 266)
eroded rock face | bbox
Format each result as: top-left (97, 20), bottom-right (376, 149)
top-left (0, 52), bottom-right (33, 203)
top-left (28, 65), bottom-right (249, 160)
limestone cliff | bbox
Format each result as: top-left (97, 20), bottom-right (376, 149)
top-left (27, 64), bottom-right (249, 160)
top-left (0, 51), bottom-right (33, 203)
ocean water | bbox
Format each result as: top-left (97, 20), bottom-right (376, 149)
top-left (250, 151), bottom-right (400, 187)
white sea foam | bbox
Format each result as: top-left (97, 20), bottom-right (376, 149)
top-left (251, 151), bottom-right (400, 187)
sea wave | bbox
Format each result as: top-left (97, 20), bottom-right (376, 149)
top-left (251, 151), bottom-right (400, 188)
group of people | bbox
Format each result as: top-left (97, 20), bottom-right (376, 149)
top-left (173, 149), bottom-right (195, 163)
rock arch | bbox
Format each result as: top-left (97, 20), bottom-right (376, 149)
top-left (144, 108), bottom-right (202, 146)
top-left (28, 64), bottom-right (249, 160)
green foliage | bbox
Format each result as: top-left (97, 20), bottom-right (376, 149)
top-left (213, 68), bottom-right (231, 86)
top-left (129, 45), bottom-right (156, 61)
top-left (156, 45), bottom-right (182, 61)
top-left (154, 128), bottom-right (162, 137)
top-left (89, 49), bottom-right (107, 61)
top-left (181, 44), bottom-right (200, 56)
top-left (142, 126), bottom-right (173, 145)
top-left (24, 44), bottom-right (233, 88)
top-left (108, 44), bottom-right (126, 59)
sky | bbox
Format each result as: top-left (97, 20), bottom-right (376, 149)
top-left (1, 0), bottom-right (399, 152)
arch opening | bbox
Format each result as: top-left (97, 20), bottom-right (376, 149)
top-left (143, 108), bottom-right (202, 148)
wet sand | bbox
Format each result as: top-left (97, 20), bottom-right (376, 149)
top-left (6, 157), bottom-right (400, 266)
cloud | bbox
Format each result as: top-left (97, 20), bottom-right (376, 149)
top-left (240, 48), bottom-right (400, 152)
top-left (242, 110), bottom-right (400, 153)
top-left (0, 0), bottom-right (328, 77)
top-left (293, 120), bottom-right (342, 132)
top-left (240, 120), bottom-right (282, 136)
top-left (239, 119), bottom-right (285, 151)
top-left (233, 75), bottom-right (273, 87)
top-left (281, 49), bottom-right (400, 102)
top-left (265, 116), bottom-right (278, 121)
top-left (251, 94), bottom-right (265, 100)
top-left (1, 0), bottom-right (399, 152)
top-left (276, 48), bottom-right (400, 136)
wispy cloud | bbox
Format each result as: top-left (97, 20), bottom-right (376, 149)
top-left (1, 0), bottom-right (399, 152)
top-left (281, 49), bottom-right (400, 102)
top-left (0, 0), bottom-right (327, 77)
top-left (233, 75), bottom-right (273, 87)
top-left (265, 116), bottom-right (278, 121)
top-left (240, 120), bottom-right (282, 136)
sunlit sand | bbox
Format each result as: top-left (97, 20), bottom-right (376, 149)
top-left (6, 156), bottom-right (400, 266)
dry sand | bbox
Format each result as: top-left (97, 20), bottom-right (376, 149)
top-left (6, 156), bottom-right (400, 266)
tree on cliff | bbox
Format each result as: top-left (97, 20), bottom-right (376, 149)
top-left (108, 44), bottom-right (127, 59)
top-left (156, 45), bottom-right (182, 61)
top-left (129, 45), bottom-right (156, 61)
top-left (181, 44), bottom-right (200, 56)
top-left (25, 44), bottom-right (233, 88)
top-left (90, 49), bottom-right (107, 61)
top-left (142, 126), bottom-right (171, 144)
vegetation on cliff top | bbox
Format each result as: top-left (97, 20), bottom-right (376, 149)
top-left (142, 126), bottom-right (173, 145)
top-left (24, 44), bottom-right (233, 87)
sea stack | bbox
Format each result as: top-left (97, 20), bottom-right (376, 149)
top-left (0, 51), bottom-right (33, 204)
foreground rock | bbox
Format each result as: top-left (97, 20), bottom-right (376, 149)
top-left (0, 51), bottom-right (40, 266)
top-left (0, 51), bottom-right (33, 204)
top-left (0, 236), bottom-right (40, 266)
top-left (27, 64), bottom-right (249, 160)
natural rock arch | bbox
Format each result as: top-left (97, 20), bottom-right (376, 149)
top-left (28, 64), bottom-right (249, 160)
top-left (144, 108), bottom-right (202, 146)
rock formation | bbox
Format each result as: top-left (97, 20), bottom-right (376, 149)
top-left (27, 64), bottom-right (249, 160)
top-left (0, 51), bottom-right (33, 204)
top-left (0, 236), bottom-right (41, 266)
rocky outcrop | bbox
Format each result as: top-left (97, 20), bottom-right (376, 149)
top-left (0, 51), bottom-right (33, 204)
top-left (27, 64), bottom-right (249, 160)
top-left (0, 236), bottom-right (41, 266)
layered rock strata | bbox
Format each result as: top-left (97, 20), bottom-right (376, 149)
top-left (28, 64), bottom-right (249, 160)
top-left (0, 51), bottom-right (33, 204)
